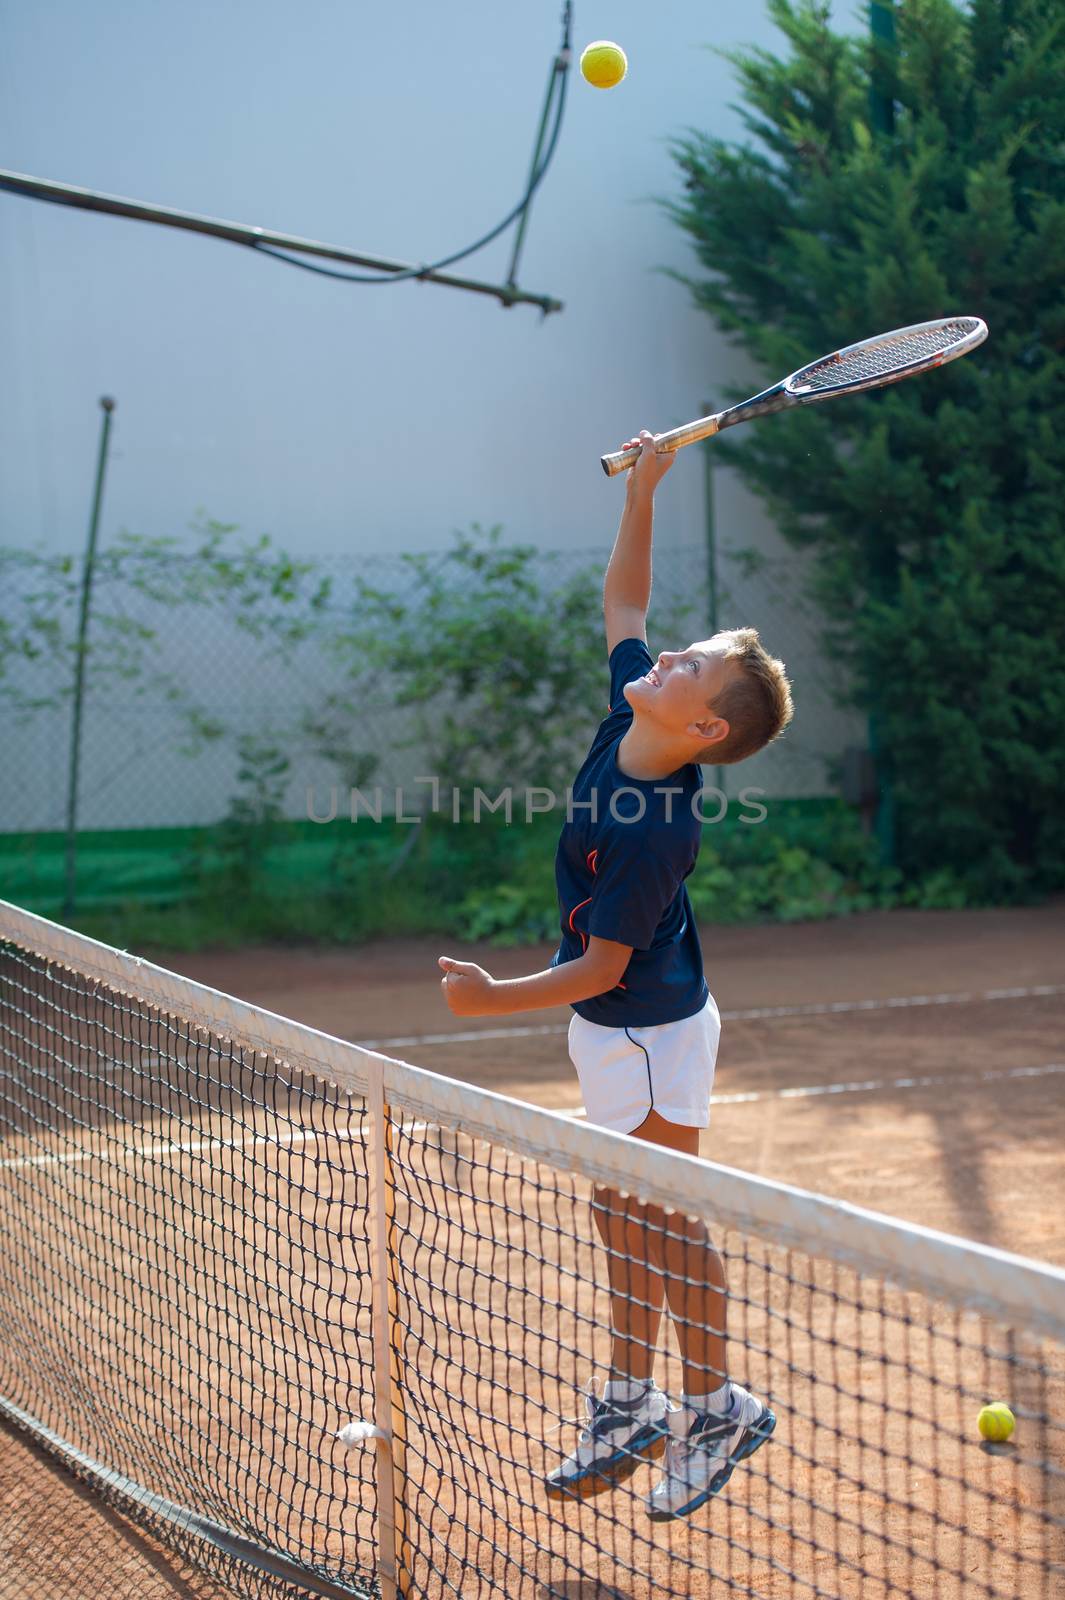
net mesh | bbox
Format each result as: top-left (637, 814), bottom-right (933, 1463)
top-left (793, 319), bottom-right (980, 393)
top-left (0, 936), bottom-right (377, 1599)
top-left (1, 908), bottom-right (1063, 1600)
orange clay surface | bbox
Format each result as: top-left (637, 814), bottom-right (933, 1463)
top-left (2, 901), bottom-right (1063, 1598)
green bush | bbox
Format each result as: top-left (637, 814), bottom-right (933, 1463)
top-left (70, 797), bottom-right (983, 955)
top-left (449, 800), bottom-right (907, 945)
top-left (307, 524), bottom-right (609, 801)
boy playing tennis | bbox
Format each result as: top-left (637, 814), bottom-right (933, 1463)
top-left (438, 431), bottom-right (792, 1520)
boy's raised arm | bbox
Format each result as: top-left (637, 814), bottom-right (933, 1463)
top-left (603, 430), bottom-right (676, 656)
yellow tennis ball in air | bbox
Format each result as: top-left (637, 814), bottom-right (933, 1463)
top-left (978, 1402), bottom-right (1015, 1442)
top-left (580, 40), bottom-right (628, 90)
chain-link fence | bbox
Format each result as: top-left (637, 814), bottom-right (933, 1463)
top-left (0, 540), bottom-right (860, 836)
top-left (711, 549), bottom-right (864, 798)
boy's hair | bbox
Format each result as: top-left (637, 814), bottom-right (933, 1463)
top-left (698, 627), bottom-right (793, 765)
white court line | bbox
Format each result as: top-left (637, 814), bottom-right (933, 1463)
top-left (4, 1063), bottom-right (1061, 1174)
top-left (561, 1061), bottom-right (1065, 1121)
top-left (356, 983), bottom-right (1065, 1051)
top-left (710, 1060), bottom-right (1065, 1106)
top-left (0, 1123), bottom-right (331, 1173)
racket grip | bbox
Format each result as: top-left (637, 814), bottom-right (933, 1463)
top-left (600, 413), bottom-right (722, 477)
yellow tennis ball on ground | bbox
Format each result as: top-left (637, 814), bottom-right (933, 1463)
top-left (978, 1402), bottom-right (1015, 1442)
top-left (580, 40), bottom-right (627, 90)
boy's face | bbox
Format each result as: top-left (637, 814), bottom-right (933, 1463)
top-left (623, 638), bottom-right (734, 746)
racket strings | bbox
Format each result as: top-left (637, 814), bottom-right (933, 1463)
top-left (796, 317), bottom-right (980, 391)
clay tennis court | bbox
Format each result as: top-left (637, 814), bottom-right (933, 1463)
top-left (1, 901), bottom-right (1063, 1599)
top-left (176, 900), bottom-right (1065, 1260)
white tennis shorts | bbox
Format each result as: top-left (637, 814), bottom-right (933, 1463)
top-left (566, 995), bottom-right (721, 1135)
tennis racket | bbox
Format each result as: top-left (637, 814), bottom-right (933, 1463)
top-left (600, 315), bottom-right (988, 477)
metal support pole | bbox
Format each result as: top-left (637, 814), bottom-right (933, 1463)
top-left (63, 396), bottom-right (115, 920)
top-left (0, 168), bottom-right (563, 316)
top-left (505, 8), bottom-right (571, 293)
top-left (869, 2), bottom-right (897, 137)
top-left (868, 1), bottom-right (898, 864)
top-left (702, 408), bottom-right (725, 799)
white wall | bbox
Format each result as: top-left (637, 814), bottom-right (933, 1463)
top-left (0, 2), bottom-right (862, 828)
top-left (0, 0), bottom-right (800, 560)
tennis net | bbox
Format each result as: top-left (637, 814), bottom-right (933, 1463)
top-left (0, 898), bottom-right (1063, 1599)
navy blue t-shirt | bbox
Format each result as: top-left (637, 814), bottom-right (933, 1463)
top-left (551, 637), bottom-right (709, 1028)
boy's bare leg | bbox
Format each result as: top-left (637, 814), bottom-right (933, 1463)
top-left (594, 1109), bottom-right (727, 1396)
top-left (591, 1186), bottom-right (666, 1381)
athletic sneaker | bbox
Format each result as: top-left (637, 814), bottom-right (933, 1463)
top-left (545, 1381), bottom-right (674, 1501)
top-left (646, 1382), bottom-right (775, 1521)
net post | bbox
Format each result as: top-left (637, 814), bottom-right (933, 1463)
top-left (366, 1057), bottom-right (409, 1600)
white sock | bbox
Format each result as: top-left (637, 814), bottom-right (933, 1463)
top-left (604, 1374), bottom-right (652, 1404)
top-left (684, 1381), bottom-right (733, 1416)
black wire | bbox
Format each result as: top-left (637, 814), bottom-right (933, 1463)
top-left (0, 6), bottom-right (574, 301)
top-left (250, 4), bottom-right (573, 287)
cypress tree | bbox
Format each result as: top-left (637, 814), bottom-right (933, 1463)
top-left (666, 0), bottom-right (1065, 898)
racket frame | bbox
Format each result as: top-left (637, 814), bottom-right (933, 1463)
top-left (601, 316), bottom-right (988, 477)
